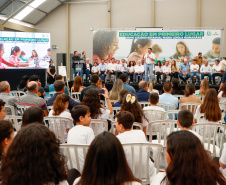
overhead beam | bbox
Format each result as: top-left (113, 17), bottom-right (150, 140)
top-left (16, 0), bottom-right (48, 14)
top-left (0, 1), bottom-right (13, 12)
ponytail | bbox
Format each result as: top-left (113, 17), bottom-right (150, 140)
top-left (11, 46), bottom-right (20, 56)
top-left (53, 94), bottom-right (69, 116)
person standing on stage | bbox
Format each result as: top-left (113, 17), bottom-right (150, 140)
top-left (195, 52), bottom-right (205, 66)
top-left (144, 48), bottom-right (156, 81)
top-left (72, 51), bottom-right (82, 78)
top-left (81, 51), bottom-right (86, 62)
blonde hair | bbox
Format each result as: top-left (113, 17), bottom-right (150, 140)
top-left (200, 79), bottom-right (209, 98)
top-left (148, 79), bottom-right (155, 92)
top-left (109, 79), bottom-right (124, 100)
top-left (97, 77), bottom-right (102, 89)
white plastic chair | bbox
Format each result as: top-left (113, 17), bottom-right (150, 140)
top-left (173, 95), bottom-right (184, 100)
top-left (122, 143), bottom-right (163, 184)
top-left (17, 105), bottom-right (31, 116)
top-left (4, 115), bottom-right (22, 131)
top-left (110, 107), bottom-right (121, 120)
top-left (196, 113), bottom-right (225, 124)
top-left (191, 123), bottom-right (226, 157)
top-left (166, 110), bottom-right (180, 120)
top-left (138, 101), bottom-right (150, 108)
top-left (44, 117), bottom-right (74, 144)
top-left (157, 103), bottom-right (176, 111)
top-left (5, 105), bottom-right (15, 115)
top-left (179, 103), bottom-right (201, 115)
top-left (110, 121), bottom-right (143, 135)
top-left (60, 144), bottom-right (89, 172)
top-left (90, 119), bottom-right (108, 136)
top-left (47, 106), bottom-right (53, 112)
top-left (71, 92), bottom-right (81, 102)
top-left (9, 91), bottom-right (26, 97)
top-left (49, 91), bottom-right (56, 97)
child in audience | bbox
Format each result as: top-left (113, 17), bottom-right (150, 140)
top-left (116, 111), bottom-right (156, 180)
top-left (177, 110), bottom-right (202, 141)
top-left (151, 131), bottom-right (226, 185)
top-left (73, 131), bottom-right (142, 185)
top-left (22, 106), bottom-right (44, 127)
top-left (219, 143), bottom-right (226, 176)
top-left (92, 62), bottom-right (99, 74)
top-left (1, 124), bottom-right (68, 185)
top-left (114, 89), bottom-right (129, 107)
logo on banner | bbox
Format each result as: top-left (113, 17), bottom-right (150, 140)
top-left (207, 31), bottom-right (212, 36)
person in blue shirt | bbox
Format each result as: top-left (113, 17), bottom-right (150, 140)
top-left (49, 74), bottom-right (69, 95)
top-left (159, 82), bottom-right (179, 109)
top-left (135, 81), bottom-right (150, 102)
top-left (117, 59), bottom-right (129, 78)
top-left (179, 60), bottom-right (190, 83)
top-left (119, 73), bottom-right (136, 94)
top-left (113, 89), bottom-right (128, 107)
top-left (98, 59), bottom-right (108, 81)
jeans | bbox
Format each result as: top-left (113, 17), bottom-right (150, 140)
top-left (74, 64), bottom-right (83, 79)
top-left (99, 71), bottom-right (106, 81)
top-left (83, 69), bottom-right (90, 80)
top-left (191, 72), bottom-right (200, 83)
top-left (179, 72), bottom-right (190, 82)
top-left (134, 72), bottom-right (144, 82)
top-left (145, 63), bottom-right (154, 81)
top-left (201, 73), bottom-right (212, 83)
top-left (212, 73), bottom-right (223, 84)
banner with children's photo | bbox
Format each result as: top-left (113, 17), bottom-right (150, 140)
top-left (92, 29), bottom-right (222, 64)
top-left (0, 31), bottom-right (51, 69)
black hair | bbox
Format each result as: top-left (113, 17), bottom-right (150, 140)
top-left (116, 111), bottom-right (134, 129)
top-left (71, 105), bottom-right (90, 123)
top-left (29, 75), bottom-right (40, 82)
top-left (90, 74), bottom-right (99, 84)
top-left (18, 75), bottom-right (29, 90)
top-left (129, 39), bottom-right (152, 54)
top-left (10, 46), bottom-right (20, 56)
top-left (22, 107), bottom-right (44, 127)
top-left (119, 73), bottom-right (127, 83)
top-left (0, 99), bottom-right (6, 111)
top-left (177, 110), bottom-right (193, 128)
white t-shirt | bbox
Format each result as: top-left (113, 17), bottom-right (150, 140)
top-left (212, 64), bottom-right (221, 73)
top-left (190, 64), bottom-right (199, 72)
top-left (145, 53), bottom-right (156, 64)
top-left (155, 66), bottom-right (162, 72)
top-left (73, 177), bottom-right (142, 185)
top-left (108, 63), bottom-right (117, 71)
top-left (162, 65), bottom-right (171, 73)
top-left (92, 66), bottom-right (99, 73)
top-left (220, 143), bottom-right (226, 175)
top-left (188, 129), bottom-right (202, 141)
top-left (86, 63), bottom-right (90, 70)
top-left (218, 91), bottom-right (226, 110)
top-left (128, 66), bottom-right (135, 73)
top-left (134, 65), bottom-right (144, 73)
top-left (48, 110), bottom-right (73, 142)
top-left (148, 89), bottom-right (159, 94)
top-left (151, 172), bottom-right (167, 185)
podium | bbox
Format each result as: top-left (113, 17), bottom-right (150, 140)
top-left (73, 60), bottom-right (84, 78)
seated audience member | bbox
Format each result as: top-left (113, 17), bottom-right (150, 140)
top-left (109, 79), bottom-right (124, 100)
top-left (71, 76), bottom-right (84, 93)
top-left (179, 83), bottom-right (202, 105)
top-left (195, 52), bottom-right (205, 66)
top-left (116, 111), bottom-right (156, 180)
top-left (195, 79), bottom-right (209, 99)
top-left (148, 79), bottom-right (159, 94)
top-left (47, 80), bottom-right (80, 111)
top-left (151, 131), bottom-right (226, 185)
top-left (29, 75), bottom-right (46, 98)
top-left (1, 124), bottom-right (68, 185)
top-left (200, 61), bottom-right (212, 84)
top-left (194, 88), bottom-right (221, 124)
top-left (190, 59), bottom-right (200, 84)
top-left (119, 73), bottom-right (136, 94)
top-left (107, 58), bottom-right (118, 81)
top-left (22, 106), bottom-right (44, 127)
top-left (162, 61), bottom-right (171, 83)
top-left (135, 81), bottom-right (150, 102)
top-left (80, 74), bottom-right (101, 101)
top-left (19, 81), bottom-right (49, 116)
top-left (48, 94), bottom-right (73, 142)
top-left (171, 78), bottom-right (184, 95)
top-left (154, 60), bottom-right (162, 83)
top-left (128, 61), bottom-right (135, 83)
top-left (159, 82), bottom-right (178, 109)
top-left (114, 89), bottom-right (129, 107)
top-left (179, 60), bottom-right (190, 83)
top-left (91, 62), bottom-right (99, 75)
top-left (0, 99), bottom-right (7, 120)
top-left (72, 132), bottom-right (142, 185)
top-left (98, 59), bottom-right (108, 81)
top-left (219, 143), bottom-right (226, 176)
top-left (17, 75), bottom-right (29, 92)
top-left (83, 58), bottom-right (92, 81)
top-left (134, 60), bottom-right (144, 83)
top-left (49, 74), bottom-right (69, 95)
top-left (121, 93), bottom-right (148, 134)
top-left (67, 105), bottom-right (95, 172)
top-left (219, 71), bottom-right (226, 92)
top-left (170, 60), bottom-right (179, 81)
top-left (177, 110), bottom-right (202, 141)
top-left (218, 83), bottom-right (226, 110)
top-left (0, 81), bottom-right (18, 114)
top-left (212, 59), bottom-right (223, 85)
top-left (118, 59), bottom-right (128, 78)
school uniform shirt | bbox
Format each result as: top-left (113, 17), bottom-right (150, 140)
top-left (128, 66), bottom-right (135, 72)
top-left (98, 63), bottom-right (108, 72)
top-left (212, 64), bottom-right (221, 73)
top-left (92, 66), bottom-right (99, 73)
top-left (190, 64), bottom-right (199, 72)
top-left (162, 65), bottom-right (171, 73)
top-left (107, 63), bottom-right (117, 71)
top-left (155, 66), bottom-right (162, 72)
top-left (134, 65), bottom-right (144, 73)
top-left (220, 143), bottom-right (226, 175)
top-left (144, 53), bottom-right (156, 64)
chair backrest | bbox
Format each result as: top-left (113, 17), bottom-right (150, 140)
top-left (47, 106), bottom-right (53, 112)
top-left (110, 107), bottom-right (121, 120)
top-left (5, 105), bottom-right (15, 115)
top-left (157, 103), bottom-right (176, 111)
top-left (173, 95), bottom-right (184, 100)
top-left (110, 121), bottom-right (143, 135)
top-left (44, 117), bottom-right (74, 144)
top-left (49, 91), bottom-right (56, 97)
top-left (17, 105), bottom-right (31, 116)
top-left (60, 144), bottom-right (89, 172)
top-left (122, 143), bottom-right (163, 184)
top-left (143, 109), bottom-right (167, 123)
top-left (90, 119), bottom-right (108, 136)
top-left (4, 115), bottom-right (22, 131)
top-left (219, 103), bottom-right (226, 113)
top-left (138, 101), bottom-right (150, 108)
top-left (179, 103), bottom-right (201, 115)
top-left (71, 92), bottom-right (81, 102)
top-left (9, 91), bottom-right (26, 97)
top-left (191, 123), bottom-right (226, 157)
top-left (166, 110), bottom-right (180, 120)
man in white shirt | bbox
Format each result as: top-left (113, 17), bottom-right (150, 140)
top-left (212, 59), bottom-right (223, 85)
top-left (91, 62), bottom-right (99, 74)
top-left (134, 60), bottom-right (144, 83)
top-left (144, 48), bottom-right (156, 81)
top-left (83, 58), bottom-right (92, 81)
top-left (190, 59), bottom-right (200, 84)
top-left (117, 59), bottom-right (128, 78)
top-left (200, 60), bottom-right (212, 84)
top-left (107, 58), bottom-right (118, 81)
top-left (162, 61), bottom-right (171, 83)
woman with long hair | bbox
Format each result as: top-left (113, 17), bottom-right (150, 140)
top-left (148, 79), bottom-right (159, 94)
top-left (47, 59), bottom-right (57, 84)
top-left (155, 60), bottom-right (162, 83)
top-left (71, 76), bottom-right (84, 93)
top-left (170, 60), bottom-right (179, 80)
top-left (30, 50), bottom-right (40, 67)
top-left (171, 78), bottom-right (184, 95)
top-left (121, 93), bottom-right (148, 134)
top-left (9, 46), bottom-right (29, 67)
top-left (0, 43), bottom-right (15, 68)
top-left (73, 131), bottom-right (142, 185)
top-left (109, 79), bottom-right (124, 100)
top-left (17, 75), bottom-right (29, 92)
top-left (48, 94), bottom-right (73, 142)
top-left (195, 79), bottom-right (209, 99)
top-left (194, 88), bottom-right (222, 123)
top-left (1, 124), bottom-right (68, 185)
top-left (151, 131), bottom-right (226, 185)
top-left (128, 61), bottom-right (135, 82)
